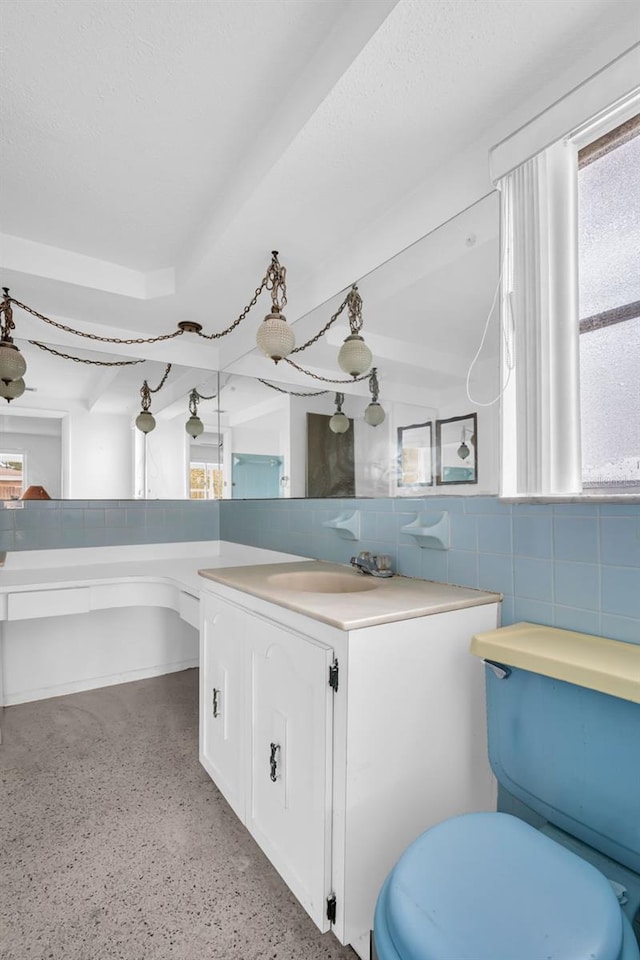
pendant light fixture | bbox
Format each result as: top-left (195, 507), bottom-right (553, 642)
top-left (337, 286), bottom-right (372, 378)
top-left (364, 367), bottom-right (385, 426)
top-left (255, 251), bottom-right (295, 363)
top-left (135, 364), bottom-right (172, 434)
top-left (185, 389), bottom-right (204, 438)
top-left (329, 392), bottom-right (350, 434)
top-left (0, 289), bottom-right (27, 402)
top-left (457, 426), bottom-right (473, 460)
top-left (184, 386), bottom-right (217, 438)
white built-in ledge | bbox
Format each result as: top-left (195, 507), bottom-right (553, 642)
top-left (0, 541), bottom-right (301, 708)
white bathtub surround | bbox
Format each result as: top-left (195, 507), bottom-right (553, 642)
top-left (0, 541), bottom-right (300, 707)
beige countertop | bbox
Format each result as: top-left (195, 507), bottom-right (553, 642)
top-left (198, 559), bottom-right (501, 631)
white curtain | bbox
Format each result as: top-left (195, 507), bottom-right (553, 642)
top-left (498, 140), bottom-right (582, 497)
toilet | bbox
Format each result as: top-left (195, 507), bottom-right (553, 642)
top-left (373, 623), bottom-right (640, 960)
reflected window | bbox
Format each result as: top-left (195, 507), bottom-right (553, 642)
top-left (189, 431), bottom-right (223, 500)
top-left (578, 116), bottom-right (640, 490)
top-left (0, 452), bottom-right (25, 499)
top-left (189, 461), bottom-right (223, 500)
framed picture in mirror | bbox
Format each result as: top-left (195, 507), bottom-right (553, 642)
top-left (436, 413), bottom-right (477, 485)
top-left (397, 421), bottom-right (433, 487)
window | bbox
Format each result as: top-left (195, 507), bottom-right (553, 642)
top-left (496, 90), bottom-right (640, 499)
top-left (0, 452), bottom-right (25, 499)
top-left (189, 461), bottom-right (223, 500)
top-left (189, 432), bottom-right (223, 499)
top-left (578, 116), bottom-right (640, 491)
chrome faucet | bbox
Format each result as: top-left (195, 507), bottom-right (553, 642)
top-left (350, 551), bottom-right (393, 578)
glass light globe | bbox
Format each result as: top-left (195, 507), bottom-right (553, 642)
top-left (0, 377), bottom-right (25, 402)
top-left (186, 415), bottom-right (204, 438)
top-left (329, 411), bottom-right (350, 434)
top-left (338, 335), bottom-right (372, 377)
top-left (256, 312), bottom-right (295, 362)
top-left (0, 342), bottom-right (27, 382)
top-left (135, 410), bottom-right (156, 434)
top-left (364, 401), bottom-right (385, 426)
top-left (457, 441), bottom-right (470, 460)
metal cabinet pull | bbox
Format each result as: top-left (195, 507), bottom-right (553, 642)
top-left (212, 688), bottom-right (220, 718)
top-left (269, 742), bottom-right (280, 782)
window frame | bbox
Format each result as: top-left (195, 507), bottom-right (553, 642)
top-left (498, 91), bottom-right (640, 502)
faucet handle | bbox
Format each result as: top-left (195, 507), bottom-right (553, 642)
top-left (375, 554), bottom-right (392, 572)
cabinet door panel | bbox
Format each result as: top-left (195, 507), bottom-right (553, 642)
top-left (247, 618), bottom-right (333, 933)
top-left (199, 600), bottom-right (245, 820)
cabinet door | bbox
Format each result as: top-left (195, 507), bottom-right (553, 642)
top-left (247, 616), bottom-right (334, 933)
top-left (199, 597), bottom-right (245, 821)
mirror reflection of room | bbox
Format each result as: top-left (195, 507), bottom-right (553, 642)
top-left (1, 194), bottom-right (500, 501)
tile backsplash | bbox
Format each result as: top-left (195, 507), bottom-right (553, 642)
top-left (220, 496), bottom-right (640, 645)
top-left (1, 495), bottom-right (637, 645)
top-left (0, 499), bottom-right (220, 550)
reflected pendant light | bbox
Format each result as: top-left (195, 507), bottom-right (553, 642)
top-left (329, 392), bottom-right (350, 434)
top-left (136, 378), bottom-right (156, 433)
top-left (0, 376), bottom-right (25, 403)
top-left (0, 290), bottom-right (28, 398)
top-left (186, 415), bottom-right (204, 439)
top-left (185, 389), bottom-right (204, 438)
top-left (256, 252), bottom-right (295, 363)
top-left (135, 410), bottom-right (156, 434)
top-left (364, 367), bottom-right (385, 426)
top-left (337, 285), bottom-right (372, 377)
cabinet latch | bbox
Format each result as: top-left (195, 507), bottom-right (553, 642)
top-left (326, 894), bottom-right (337, 924)
top-left (329, 659), bottom-right (339, 692)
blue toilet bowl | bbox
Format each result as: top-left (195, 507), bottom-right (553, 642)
top-left (373, 813), bottom-right (640, 960)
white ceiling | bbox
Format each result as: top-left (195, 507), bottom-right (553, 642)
top-left (1, 0), bottom-right (638, 420)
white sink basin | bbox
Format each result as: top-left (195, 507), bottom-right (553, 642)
top-left (266, 571), bottom-right (378, 594)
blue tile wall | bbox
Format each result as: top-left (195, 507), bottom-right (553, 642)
top-left (0, 499), bottom-right (220, 550)
top-left (3, 494), bottom-right (638, 646)
top-left (220, 496), bottom-right (640, 645)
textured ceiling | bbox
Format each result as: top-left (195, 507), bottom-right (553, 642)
top-left (0, 0), bottom-right (638, 416)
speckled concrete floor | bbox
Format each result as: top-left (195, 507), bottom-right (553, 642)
top-left (0, 670), bottom-right (358, 960)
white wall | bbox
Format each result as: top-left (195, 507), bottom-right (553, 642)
top-left (2, 607), bottom-right (198, 704)
top-left (0, 416), bottom-right (62, 498)
top-left (65, 411), bottom-right (133, 499)
top-left (143, 418), bottom-right (189, 499)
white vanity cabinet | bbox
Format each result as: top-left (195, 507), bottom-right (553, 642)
top-left (199, 591), bottom-right (335, 931)
top-left (199, 569), bottom-right (500, 960)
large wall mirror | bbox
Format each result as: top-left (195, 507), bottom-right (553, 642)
top-left (1, 193), bottom-right (499, 500)
top-left (219, 191), bottom-right (500, 499)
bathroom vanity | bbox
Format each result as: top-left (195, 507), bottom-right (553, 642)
top-left (198, 560), bottom-right (501, 960)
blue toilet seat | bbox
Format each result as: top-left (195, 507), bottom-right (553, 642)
top-left (374, 813), bottom-right (640, 960)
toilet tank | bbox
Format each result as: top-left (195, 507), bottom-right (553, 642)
top-left (471, 623), bottom-right (640, 875)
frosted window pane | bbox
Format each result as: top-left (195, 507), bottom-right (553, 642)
top-left (578, 134), bottom-right (640, 318)
top-left (580, 318), bottom-right (640, 488)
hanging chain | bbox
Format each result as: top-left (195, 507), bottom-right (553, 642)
top-left (283, 356), bottom-right (372, 384)
top-left (266, 251), bottom-right (287, 312)
top-left (258, 378), bottom-right (328, 397)
top-left (7, 296), bottom-right (184, 345)
top-left (148, 363), bottom-right (172, 393)
top-left (195, 276), bottom-right (269, 340)
top-left (195, 251), bottom-right (287, 340)
top-left (369, 367), bottom-right (380, 400)
top-left (5, 252), bottom-right (288, 347)
top-left (192, 389), bottom-right (217, 400)
top-left (1, 288), bottom-right (15, 342)
top-left (29, 341), bottom-right (145, 366)
top-left (290, 289), bottom-right (351, 355)
top-left (140, 363), bottom-right (172, 411)
top-left (347, 285), bottom-right (363, 335)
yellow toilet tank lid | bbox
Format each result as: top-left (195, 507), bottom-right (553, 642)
top-left (471, 622), bottom-right (640, 704)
